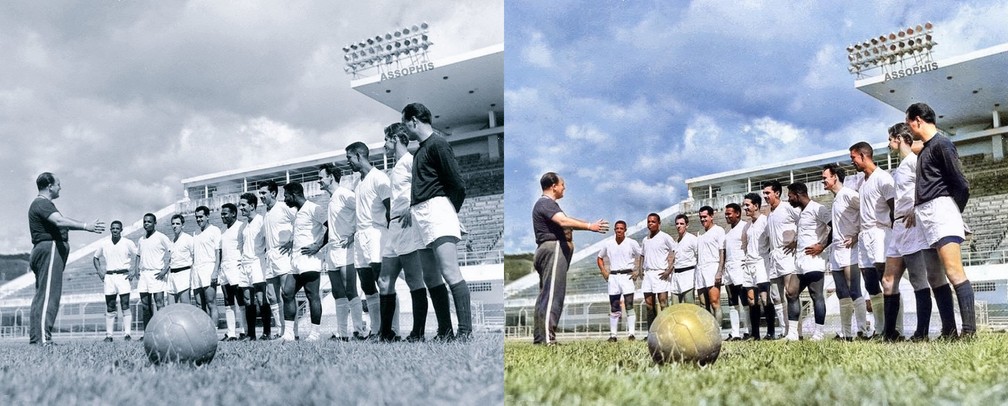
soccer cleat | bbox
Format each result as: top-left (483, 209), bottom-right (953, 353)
top-left (607, 336), bottom-right (617, 343)
top-left (123, 335), bottom-right (132, 342)
top-left (379, 334), bottom-right (401, 343)
top-left (103, 336), bottom-right (113, 343)
top-left (810, 331), bottom-right (825, 341)
top-left (908, 333), bottom-right (928, 342)
top-left (305, 332), bottom-right (321, 342)
top-left (238, 333), bottom-right (250, 341)
top-left (405, 334), bottom-right (425, 343)
top-left (352, 331), bottom-right (368, 341)
top-left (137, 337), bottom-right (144, 342)
top-left (259, 335), bottom-right (269, 341)
top-left (627, 335), bottom-right (636, 342)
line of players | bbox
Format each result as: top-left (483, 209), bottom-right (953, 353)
top-left (92, 103), bottom-right (474, 343)
top-left (597, 103), bottom-right (975, 342)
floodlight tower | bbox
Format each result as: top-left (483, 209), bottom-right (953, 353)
top-left (846, 22), bottom-right (936, 79)
top-left (342, 22), bottom-right (433, 78)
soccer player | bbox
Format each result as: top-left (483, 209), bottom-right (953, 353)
top-left (133, 213), bottom-right (172, 336)
top-left (850, 141), bottom-right (899, 338)
top-left (218, 203), bottom-right (245, 341)
top-left (346, 141), bottom-right (391, 339)
top-left (822, 164), bottom-right (869, 340)
top-left (640, 213), bottom-right (676, 332)
top-left (696, 206), bottom-right (725, 326)
top-left (279, 182), bottom-right (328, 342)
top-left (238, 192), bottom-right (270, 340)
top-left (378, 123), bottom-right (431, 342)
top-left (530, 172), bottom-right (608, 345)
top-left (191, 206), bottom-right (221, 328)
top-left (402, 103), bottom-right (478, 340)
top-left (783, 183), bottom-right (831, 341)
top-left (741, 193), bottom-right (772, 340)
top-left (722, 203), bottom-right (749, 340)
top-left (167, 214), bottom-right (194, 305)
top-left (93, 220), bottom-right (135, 342)
top-left (763, 180), bottom-right (800, 339)
top-left (662, 214), bottom-right (697, 305)
top-left (596, 220), bottom-right (641, 342)
top-left (28, 172), bottom-right (105, 345)
top-left (258, 181), bottom-right (298, 339)
top-left (318, 164), bottom-right (368, 341)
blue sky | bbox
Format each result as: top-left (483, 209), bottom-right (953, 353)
top-left (504, 1), bottom-right (1008, 254)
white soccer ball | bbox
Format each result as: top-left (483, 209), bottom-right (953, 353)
top-left (647, 303), bottom-right (722, 366)
top-left (144, 304), bottom-right (218, 365)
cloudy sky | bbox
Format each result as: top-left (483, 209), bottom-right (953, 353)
top-left (504, 1), bottom-right (1008, 254)
top-left (1, 1), bottom-right (503, 254)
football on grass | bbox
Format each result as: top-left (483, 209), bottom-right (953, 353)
top-left (647, 303), bottom-right (722, 366)
top-left (144, 304), bottom-right (218, 365)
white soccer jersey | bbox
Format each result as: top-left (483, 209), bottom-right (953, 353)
top-left (744, 215), bottom-right (769, 263)
top-left (240, 215), bottom-right (265, 262)
top-left (831, 187), bottom-right (860, 243)
top-left (263, 203), bottom-right (296, 255)
top-left (327, 186), bottom-right (356, 244)
top-left (696, 225), bottom-right (725, 273)
top-left (389, 152), bottom-right (414, 219)
top-left (892, 154), bottom-right (918, 219)
top-left (796, 201), bottom-right (831, 250)
top-left (354, 169), bottom-right (391, 231)
top-left (292, 200), bottom-right (327, 250)
top-left (192, 225), bottom-right (221, 266)
top-left (137, 231), bottom-right (172, 270)
top-left (641, 231), bottom-right (676, 270)
top-left (598, 237), bottom-right (641, 271)
top-left (723, 222), bottom-right (746, 266)
top-left (673, 232), bottom-right (698, 269)
top-left (859, 169), bottom-right (895, 231)
top-left (767, 203), bottom-right (800, 249)
top-left (219, 221), bottom-right (244, 267)
top-left (94, 237), bottom-right (136, 270)
top-left (169, 233), bottom-right (194, 268)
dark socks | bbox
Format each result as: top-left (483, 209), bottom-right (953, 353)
top-left (749, 305), bottom-right (760, 339)
top-left (429, 284), bottom-right (454, 337)
top-left (261, 303), bottom-right (271, 337)
top-left (410, 288), bottom-right (428, 338)
top-left (954, 281), bottom-right (976, 335)
top-left (245, 305), bottom-right (256, 339)
top-left (764, 303), bottom-right (776, 338)
top-left (380, 294), bottom-right (397, 339)
top-left (883, 294), bottom-right (900, 339)
top-left (933, 284), bottom-right (957, 336)
top-left (913, 289), bottom-right (931, 337)
top-left (449, 281), bottom-right (472, 336)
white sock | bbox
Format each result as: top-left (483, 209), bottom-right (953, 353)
top-left (282, 319), bottom-right (295, 340)
top-left (609, 313), bottom-right (619, 336)
top-left (270, 304), bottom-right (281, 330)
top-left (366, 294), bottom-right (381, 336)
top-left (310, 323), bottom-right (320, 337)
top-left (814, 323), bottom-right (825, 338)
top-left (774, 303), bottom-right (787, 335)
top-left (350, 296), bottom-right (365, 335)
top-left (854, 296), bottom-right (868, 335)
top-left (729, 306), bottom-right (740, 337)
top-left (627, 311), bottom-right (636, 337)
top-left (335, 298), bottom-right (349, 338)
top-left (225, 307), bottom-right (236, 337)
top-left (870, 293), bottom-right (884, 335)
top-left (105, 312), bottom-right (115, 336)
top-left (839, 297), bottom-right (853, 338)
top-left (123, 311), bottom-right (132, 337)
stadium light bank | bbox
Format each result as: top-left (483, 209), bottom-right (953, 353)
top-left (342, 22), bottom-right (435, 81)
top-left (847, 22), bottom-right (938, 81)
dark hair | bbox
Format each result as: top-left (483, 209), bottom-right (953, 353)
top-left (614, 220), bottom-right (627, 228)
top-left (259, 180), bottom-right (279, 195)
top-left (143, 213), bottom-right (157, 222)
top-left (36, 172), bottom-right (56, 191)
top-left (743, 192), bottom-right (762, 208)
top-left (384, 122), bottom-right (410, 146)
top-left (540, 172), bottom-right (561, 190)
top-left (345, 142), bottom-right (370, 160)
top-left (725, 203), bottom-right (742, 214)
top-left (319, 163), bottom-right (342, 183)
top-left (647, 213), bottom-right (661, 222)
top-left (221, 203), bottom-right (237, 214)
top-left (761, 180), bottom-right (782, 196)
top-left (170, 214), bottom-right (185, 224)
top-left (110, 220), bottom-right (123, 228)
top-left (239, 192), bottom-right (258, 209)
top-left (906, 102), bottom-right (936, 124)
top-left (674, 214), bottom-right (689, 224)
top-left (402, 103), bottom-right (433, 125)
top-left (283, 182), bottom-right (304, 198)
top-left (849, 141), bottom-right (874, 159)
top-left (698, 206), bottom-right (715, 217)
top-left (888, 122), bottom-right (913, 145)
top-left (823, 163), bottom-right (846, 183)
top-left (786, 182), bottom-right (808, 197)
top-left (195, 205), bottom-right (211, 216)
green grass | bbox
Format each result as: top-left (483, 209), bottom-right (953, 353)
top-left (505, 334), bottom-right (1008, 405)
top-left (0, 334), bottom-right (503, 404)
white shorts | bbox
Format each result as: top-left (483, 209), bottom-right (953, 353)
top-left (411, 196), bottom-right (462, 246)
top-left (236, 259), bottom-right (266, 287)
top-left (795, 252), bottom-right (827, 274)
top-left (723, 260), bottom-right (744, 286)
top-left (828, 240), bottom-right (857, 270)
top-left (858, 227), bottom-right (890, 267)
top-left (741, 260), bottom-right (769, 288)
top-left (887, 219), bottom-right (929, 257)
top-left (353, 228), bottom-right (384, 268)
top-left (263, 250), bottom-right (291, 279)
top-left (326, 243), bottom-right (353, 270)
top-left (137, 270), bottom-right (166, 293)
top-left (103, 272), bottom-right (131, 296)
top-left (607, 271), bottom-right (635, 296)
top-left (669, 267), bottom-right (695, 294)
top-left (220, 261), bottom-right (241, 286)
top-left (291, 251), bottom-right (324, 274)
top-left (190, 262), bottom-right (215, 289)
top-left (694, 263), bottom-right (719, 289)
top-left (768, 248), bottom-right (796, 279)
top-left (381, 218), bottom-right (424, 258)
top-left (167, 267), bottom-right (191, 294)
top-left (641, 269), bottom-right (670, 293)
top-left (916, 196), bottom-right (966, 246)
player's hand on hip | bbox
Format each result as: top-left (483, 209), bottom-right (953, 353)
top-left (400, 215), bottom-right (412, 228)
top-left (904, 211), bottom-right (916, 228)
top-left (280, 240), bottom-right (293, 255)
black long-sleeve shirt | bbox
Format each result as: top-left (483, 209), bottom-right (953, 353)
top-left (411, 133), bottom-right (466, 212)
top-left (915, 132), bottom-right (970, 211)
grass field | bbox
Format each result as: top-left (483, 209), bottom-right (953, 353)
top-left (505, 334), bottom-right (1008, 405)
top-left (0, 334), bottom-right (503, 405)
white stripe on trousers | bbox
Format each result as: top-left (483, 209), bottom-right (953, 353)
top-left (41, 242), bottom-right (56, 344)
top-left (545, 242), bottom-right (560, 344)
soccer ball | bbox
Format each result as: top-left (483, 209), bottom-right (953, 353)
top-left (144, 304), bottom-right (218, 365)
top-left (647, 303), bottom-right (722, 366)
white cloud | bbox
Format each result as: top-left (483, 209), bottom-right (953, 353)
top-left (522, 31), bottom-right (554, 68)
top-left (564, 123), bottom-right (609, 144)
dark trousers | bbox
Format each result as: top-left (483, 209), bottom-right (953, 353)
top-left (30, 241), bottom-right (69, 344)
top-left (533, 241), bottom-right (571, 344)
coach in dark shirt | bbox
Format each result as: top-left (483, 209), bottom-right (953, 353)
top-left (532, 172), bottom-right (608, 345)
top-left (905, 102), bottom-right (975, 338)
top-left (27, 172), bottom-right (105, 344)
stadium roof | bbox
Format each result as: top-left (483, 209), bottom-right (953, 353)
top-left (855, 42), bottom-right (1008, 132)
